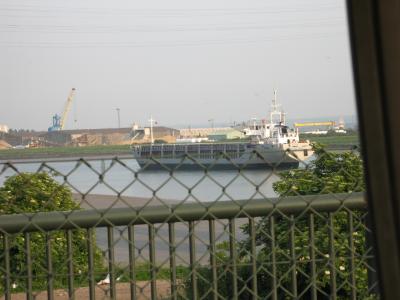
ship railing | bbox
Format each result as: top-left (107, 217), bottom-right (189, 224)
top-left (136, 142), bottom-right (248, 159)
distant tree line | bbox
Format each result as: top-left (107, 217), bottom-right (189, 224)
top-left (7, 129), bottom-right (37, 135)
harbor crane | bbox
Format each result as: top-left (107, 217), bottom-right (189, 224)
top-left (48, 88), bottom-right (76, 132)
top-left (293, 121), bottom-right (335, 128)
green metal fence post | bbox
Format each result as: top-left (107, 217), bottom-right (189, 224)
top-left (87, 228), bottom-right (95, 300)
top-left (309, 214), bottom-right (317, 300)
top-left (3, 233), bottom-right (11, 300)
top-left (189, 221), bottom-right (198, 299)
top-left (169, 222), bottom-right (177, 300)
top-left (209, 219), bottom-right (218, 300)
top-left (328, 213), bottom-right (337, 299)
top-left (289, 215), bottom-right (297, 299)
top-left (24, 232), bottom-right (33, 300)
top-left (128, 225), bottom-right (136, 300)
top-left (148, 224), bottom-right (157, 300)
top-left (46, 233), bottom-right (54, 300)
top-left (348, 212), bottom-right (357, 300)
top-left (270, 216), bottom-right (277, 300)
top-left (107, 226), bottom-right (116, 300)
top-left (249, 218), bottom-right (258, 300)
top-left (66, 230), bottom-right (75, 300)
top-left (229, 218), bottom-right (238, 299)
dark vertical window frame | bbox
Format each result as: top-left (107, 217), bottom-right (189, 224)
top-left (347, 0), bottom-right (400, 298)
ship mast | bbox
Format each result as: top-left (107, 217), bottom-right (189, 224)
top-left (271, 89), bottom-right (278, 112)
top-left (270, 89), bottom-right (285, 124)
top-left (149, 116), bottom-right (156, 144)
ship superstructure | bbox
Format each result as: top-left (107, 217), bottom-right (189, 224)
top-left (242, 90), bottom-right (300, 145)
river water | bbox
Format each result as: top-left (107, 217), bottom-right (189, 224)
top-left (0, 158), bottom-right (279, 201)
top-left (0, 158), bottom-right (280, 264)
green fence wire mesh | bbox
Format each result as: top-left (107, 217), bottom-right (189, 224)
top-left (0, 146), bottom-right (378, 299)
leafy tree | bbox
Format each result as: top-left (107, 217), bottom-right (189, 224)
top-left (239, 145), bottom-right (371, 299)
top-left (273, 144), bottom-right (364, 195)
top-left (185, 145), bottom-right (375, 299)
top-left (0, 173), bottom-right (104, 293)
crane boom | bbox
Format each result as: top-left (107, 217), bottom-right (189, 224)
top-left (60, 88), bottom-right (76, 130)
top-left (294, 121), bottom-right (335, 127)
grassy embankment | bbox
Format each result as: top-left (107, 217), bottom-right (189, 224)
top-left (300, 134), bottom-right (359, 146)
top-left (0, 144), bottom-right (132, 160)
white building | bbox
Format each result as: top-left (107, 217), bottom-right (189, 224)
top-left (0, 124), bottom-right (9, 133)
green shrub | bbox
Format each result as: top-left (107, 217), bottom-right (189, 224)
top-left (185, 145), bottom-right (377, 299)
top-left (0, 172), bottom-right (104, 293)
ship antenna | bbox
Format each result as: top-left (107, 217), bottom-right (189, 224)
top-left (270, 88), bottom-right (280, 124)
top-left (272, 89), bottom-right (278, 112)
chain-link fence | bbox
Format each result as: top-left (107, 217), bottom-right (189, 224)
top-left (0, 146), bottom-right (378, 299)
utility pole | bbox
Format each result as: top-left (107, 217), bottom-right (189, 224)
top-left (116, 108), bottom-right (120, 128)
top-left (208, 119), bottom-right (214, 131)
top-left (73, 93), bottom-right (78, 129)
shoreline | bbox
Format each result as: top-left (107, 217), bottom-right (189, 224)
top-left (72, 193), bottom-right (178, 209)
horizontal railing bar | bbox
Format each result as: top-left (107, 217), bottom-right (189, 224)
top-left (0, 192), bottom-right (365, 233)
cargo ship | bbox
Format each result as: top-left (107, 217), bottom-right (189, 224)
top-left (132, 91), bottom-right (313, 171)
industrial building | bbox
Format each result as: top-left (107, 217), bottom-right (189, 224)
top-left (0, 124), bottom-right (9, 133)
top-left (207, 128), bottom-right (245, 141)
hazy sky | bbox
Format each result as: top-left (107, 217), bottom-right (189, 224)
top-left (0, 0), bottom-right (356, 130)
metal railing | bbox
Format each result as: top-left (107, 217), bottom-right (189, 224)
top-left (0, 193), bottom-right (365, 232)
top-left (0, 149), bottom-right (378, 299)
